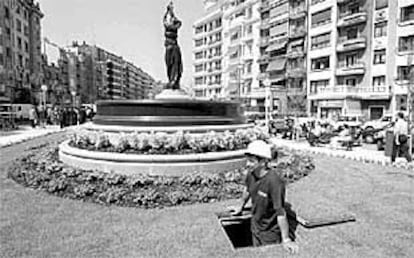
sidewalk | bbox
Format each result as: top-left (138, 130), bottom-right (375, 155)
top-left (0, 125), bottom-right (68, 148)
top-left (270, 137), bottom-right (414, 170)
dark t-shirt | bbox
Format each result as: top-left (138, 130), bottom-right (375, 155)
top-left (245, 169), bottom-right (286, 240)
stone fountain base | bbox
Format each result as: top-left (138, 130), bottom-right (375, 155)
top-left (59, 141), bottom-right (246, 176)
top-left (59, 98), bottom-right (251, 176)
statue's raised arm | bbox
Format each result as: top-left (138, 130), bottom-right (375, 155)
top-left (163, 1), bottom-right (183, 90)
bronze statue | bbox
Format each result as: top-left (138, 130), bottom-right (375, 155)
top-left (163, 1), bottom-right (183, 90)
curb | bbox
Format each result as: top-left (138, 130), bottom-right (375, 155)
top-left (0, 127), bottom-right (74, 148)
top-left (271, 139), bottom-right (414, 171)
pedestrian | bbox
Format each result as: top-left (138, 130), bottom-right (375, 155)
top-left (229, 140), bottom-right (298, 253)
top-left (60, 108), bottom-right (66, 129)
top-left (391, 112), bottom-right (412, 163)
top-left (29, 106), bottom-right (37, 128)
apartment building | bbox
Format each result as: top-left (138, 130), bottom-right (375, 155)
top-left (307, 0), bottom-right (414, 120)
top-left (307, 0), bottom-right (376, 119)
top-left (222, 0), bottom-right (261, 103)
top-left (54, 42), bottom-right (155, 104)
top-left (193, 0), bottom-right (307, 115)
top-left (257, 0), bottom-right (308, 115)
top-left (0, 0), bottom-right (43, 103)
top-left (394, 0), bottom-right (414, 120)
top-left (193, 1), bottom-right (224, 99)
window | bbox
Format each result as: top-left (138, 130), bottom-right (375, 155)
top-left (4, 6), bottom-right (10, 19)
top-left (375, 0), bottom-right (388, 10)
top-left (348, 3), bottom-right (360, 14)
top-left (195, 64), bottom-right (203, 72)
top-left (18, 54), bottom-right (23, 67)
top-left (311, 0), bottom-right (326, 5)
top-left (345, 78), bottom-right (357, 86)
top-left (374, 22), bottom-right (387, 38)
top-left (397, 66), bottom-right (413, 81)
top-left (345, 53), bottom-right (357, 67)
top-left (23, 26), bottom-right (29, 36)
top-left (311, 56), bottom-right (330, 70)
top-left (346, 27), bottom-right (358, 40)
top-left (372, 76), bottom-right (385, 86)
top-left (401, 5), bottom-right (414, 22)
top-left (195, 39), bottom-right (203, 47)
top-left (195, 26), bottom-right (203, 34)
top-left (311, 8), bottom-right (331, 27)
top-left (16, 19), bottom-right (22, 33)
top-left (195, 52), bottom-right (204, 59)
top-left (195, 77), bottom-right (203, 85)
top-left (215, 18), bottom-right (222, 28)
top-left (230, 31), bottom-right (240, 41)
top-left (245, 24), bottom-right (253, 35)
top-left (17, 37), bottom-right (22, 50)
top-left (311, 32), bottom-right (330, 49)
top-left (310, 80), bottom-right (329, 93)
top-left (399, 35), bottom-right (414, 52)
top-left (373, 49), bottom-right (386, 64)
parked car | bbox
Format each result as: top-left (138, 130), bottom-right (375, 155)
top-left (362, 115), bottom-right (392, 131)
top-left (361, 115), bottom-right (393, 143)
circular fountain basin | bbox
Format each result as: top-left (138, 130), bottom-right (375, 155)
top-left (93, 99), bottom-right (246, 127)
top-left (59, 141), bottom-right (246, 176)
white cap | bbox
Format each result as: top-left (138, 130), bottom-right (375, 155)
top-left (245, 140), bottom-right (272, 160)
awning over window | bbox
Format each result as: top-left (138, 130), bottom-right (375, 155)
top-left (289, 38), bottom-right (304, 47)
top-left (266, 39), bottom-right (288, 52)
top-left (269, 21), bottom-right (288, 37)
top-left (269, 73), bottom-right (285, 83)
top-left (227, 82), bottom-right (240, 94)
top-left (266, 58), bottom-right (286, 72)
top-left (270, 2), bottom-right (289, 18)
top-left (312, 8), bottom-right (331, 25)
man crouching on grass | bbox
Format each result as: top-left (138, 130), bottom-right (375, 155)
top-left (229, 140), bottom-right (298, 254)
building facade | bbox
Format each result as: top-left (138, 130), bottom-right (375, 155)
top-left (0, 0), bottom-right (43, 103)
top-left (194, 0), bottom-right (414, 119)
top-left (307, 0), bottom-right (414, 120)
top-left (193, 1), bottom-right (224, 99)
top-left (47, 41), bottom-right (156, 106)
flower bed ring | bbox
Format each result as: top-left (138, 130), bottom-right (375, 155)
top-left (59, 141), bottom-right (247, 176)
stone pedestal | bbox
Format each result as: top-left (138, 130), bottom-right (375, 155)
top-left (155, 89), bottom-right (191, 100)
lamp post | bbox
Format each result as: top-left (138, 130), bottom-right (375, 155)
top-left (71, 90), bottom-right (76, 109)
top-left (263, 77), bottom-right (271, 130)
top-left (408, 53), bottom-right (414, 155)
top-left (41, 84), bottom-right (47, 108)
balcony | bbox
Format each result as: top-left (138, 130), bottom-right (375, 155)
top-left (356, 86), bottom-right (391, 99)
top-left (289, 28), bottom-right (306, 39)
top-left (309, 85), bottom-right (391, 100)
top-left (337, 11), bottom-right (367, 28)
top-left (287, 87), bottom-right (306, 96)
top-left (289, 6), bottom-right (306, 20)
top-left (337, 0), bottom-right (353, 4)
top-left (336, 37), bottom-right (366, 52)
top-left (286, 67), bottom-right (306, 78)
top-left (257, 54), bottom-right (270, 64)
top-left (260, 19), bottom-right (271, 30)
top-left (259, 37), bottom-right (270, 47)
top-left (286, 49), bottom-right (306, 59)
top-left (335, 63), bottom-right (365, 76)
top-left (258, 2), bottom-right (271, 12)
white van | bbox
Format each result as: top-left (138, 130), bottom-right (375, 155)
top-left (12, 104), bottom-right (34, 120)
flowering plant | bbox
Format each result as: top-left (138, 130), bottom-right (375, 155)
top-left (69, 127), bottom-right (269, 154)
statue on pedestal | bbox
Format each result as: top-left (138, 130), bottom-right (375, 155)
top-left (163, 1), bottom-right (182, 90)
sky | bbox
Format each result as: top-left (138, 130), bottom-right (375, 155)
top-left (39, 0), bottom-right (205, 85)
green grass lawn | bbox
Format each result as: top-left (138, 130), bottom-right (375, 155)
top-left (1, 133), bottom-right (414, 258)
